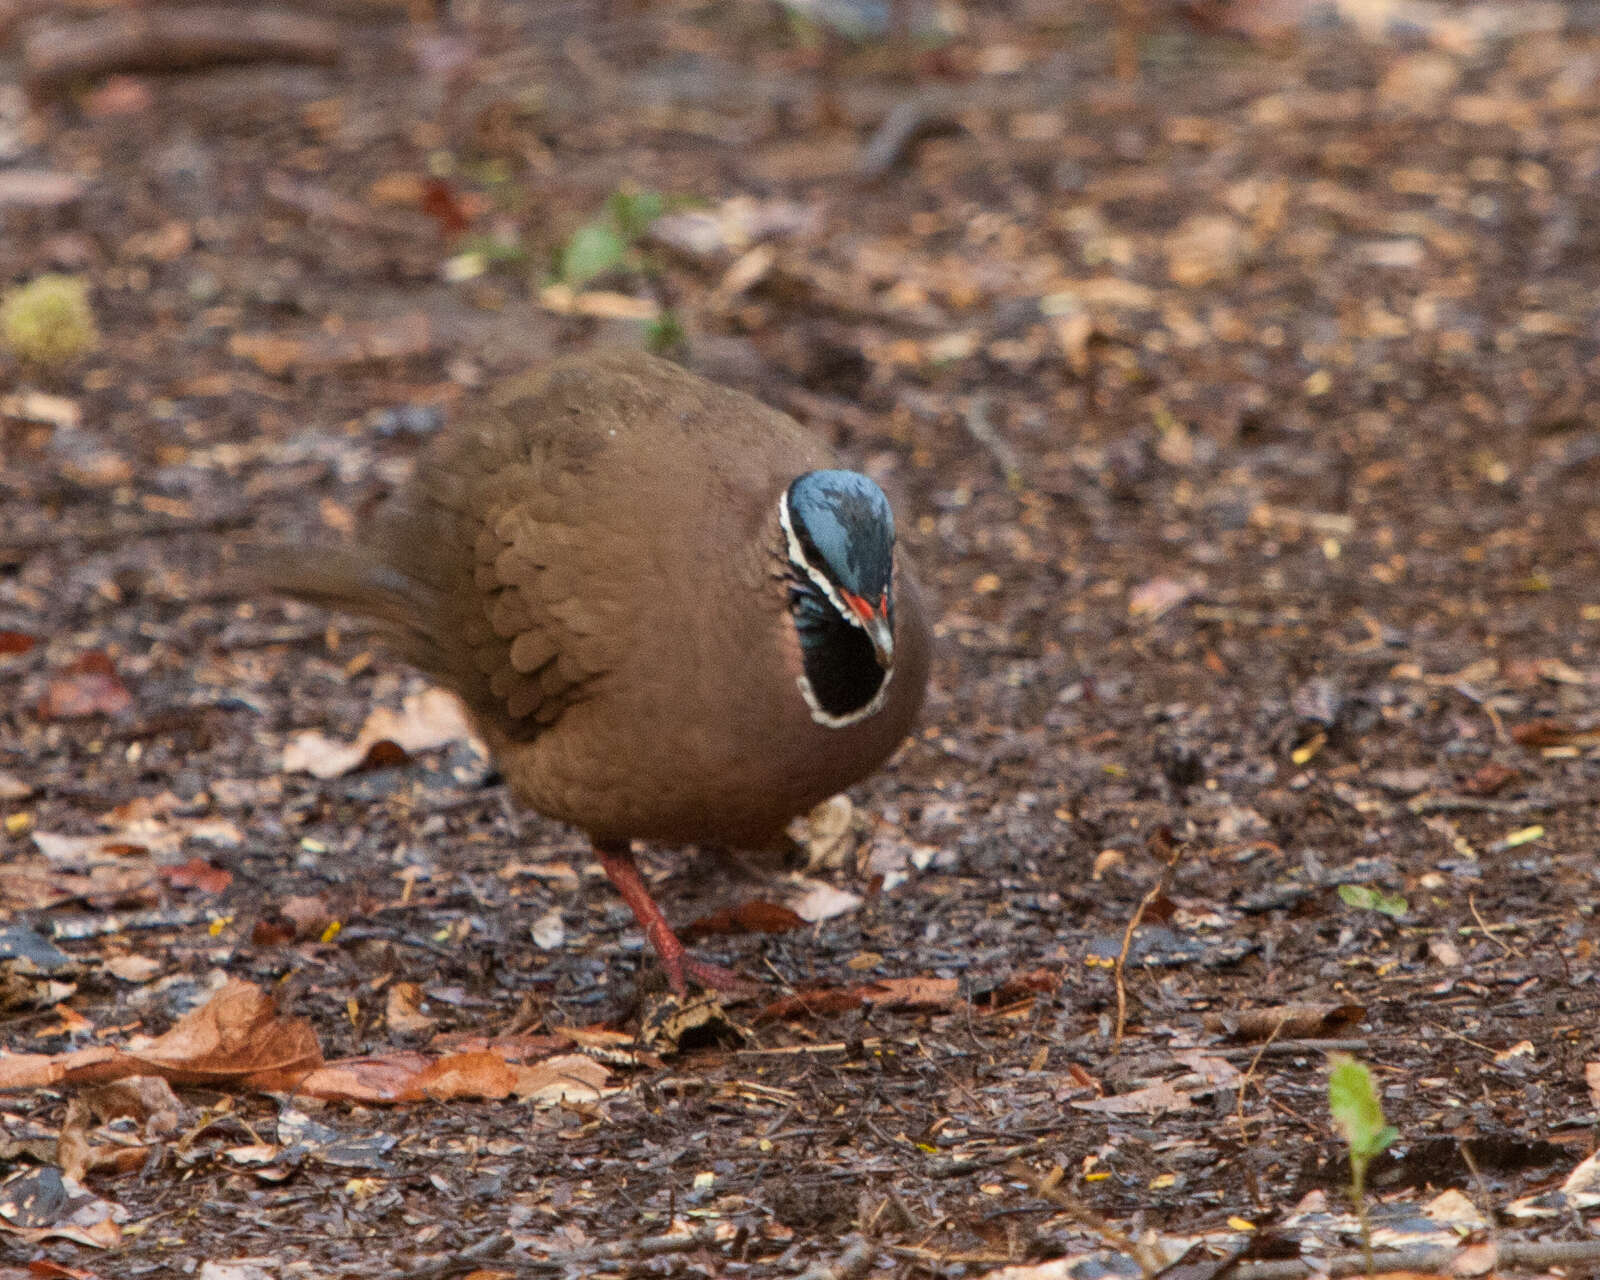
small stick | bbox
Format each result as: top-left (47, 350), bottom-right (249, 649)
top-left (1467, 892), bottom-right (1516, 958)
top-left (1005, 1161), bottom-right (1163, 1280)
top-left (961, 394), bottom-right (1024, 490)
top-left (1112, 830), bottom-right (1183, 1049)
top-left (535, 1226), bottom-right (720, 1269)
top-left (1232, 1015), bottom-right (1286, 1211)
top-left (393, 1232), bottom-right (512, 1280)
top-left (25, 7), bottom-right (340, 95)
top-left (1227, 1238), bottom-right (1600, 1280)
top-left (796, 1235), bottom-right (875, 1280)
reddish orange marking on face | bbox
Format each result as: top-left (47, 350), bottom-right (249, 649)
top-left (842, 590), bottom-right (877, 625)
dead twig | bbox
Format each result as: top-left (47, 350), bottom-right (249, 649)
top-left (795, 1235), bottom-right (875, 1280)
top-left (1224, 1239), bottom-right (1600, 1280)
top-left (961, 394), bottom-right (1024, 490)
top-left (1209, 1038), bottom-right (1369, 1060)
top-left (25, 6), bottom-right (340, 95)
top-left (1005, 1161), bottom-right (1164, 1280)
top-left (531, 1227), bottom-right (720, 1270)
top-left (857, 95), bottom-right (964, 179)
top-left (1231, 1015), bottom-right (1285, 1211)
top-left (394, 1231), bottom-right (513, 1280)
top-left (0, 510), bottom-right (254, 561)
top-left (1112, 830), bottom-right (1184, 1049)
top-left (1407, 794), bottom-right (1576, 816)
top-left (1467, 892), bottom-right (1516, 958)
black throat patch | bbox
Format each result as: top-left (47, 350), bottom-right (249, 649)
top-left (787, 576), bottom-right (888, 721)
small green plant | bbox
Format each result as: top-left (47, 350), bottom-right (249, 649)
top-left (0, 274), bottom-right (98, 366)
top-left (1327, 1053), bottom-right (1398, 1275)
top-left (456, 233), bottom-right (533, 270)
top-left (644, 309), bottom-right (685, 356)
top-left (556, 187), bottom-right (665, 288)
top-left (1337, 884), bottom-right (1408, 918)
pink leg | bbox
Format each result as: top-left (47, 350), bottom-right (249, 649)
top-left (593, 840), bottom-right (756, 996)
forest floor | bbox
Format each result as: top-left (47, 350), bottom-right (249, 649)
top-left (5, 1), bottom-right (1600, 1276)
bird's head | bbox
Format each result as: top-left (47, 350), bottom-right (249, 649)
top-left (779, 469), bottom-right (899, 728)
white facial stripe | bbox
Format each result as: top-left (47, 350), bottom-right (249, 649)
top-left (795, 664), bottom-right (893, 728)
top-left (779, 490), bottom-right (895, 730)
top-left (779, 492), bottom-right (854, 621)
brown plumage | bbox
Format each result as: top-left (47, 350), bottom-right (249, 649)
top-left (255, 351), bottom-right (930, 993)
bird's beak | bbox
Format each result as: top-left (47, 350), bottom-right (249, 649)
top-left (843, 590), bottom-right (895, 670)
top-left (865, 614), bottom-right (894, 670)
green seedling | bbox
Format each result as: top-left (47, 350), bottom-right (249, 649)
top-left (1327, 1053), bottom-right (1398, 1275)
top-left (645, 309), bottom-right (686, 357)
top-left (556, 187), bottom-right (666, 289)
top-left (456, 233), bottom-right (532, 270)
top-left (0, 274), bottom-right (98, 367)
top-left (559, 222), bottom-right (630, 288)
top-left (1337, 884), bottom-right (1408, 918)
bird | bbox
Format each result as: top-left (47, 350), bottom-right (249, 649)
top-left (251, 350), bottom-right (931, 996)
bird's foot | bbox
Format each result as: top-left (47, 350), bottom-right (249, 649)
top-left (664, 950), bottom-right (762, 998)
top-left (594, 839), bottom-right (762, 998)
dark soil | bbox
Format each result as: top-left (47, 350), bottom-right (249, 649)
top-left (4, 1), bottom-right (1600, 1276)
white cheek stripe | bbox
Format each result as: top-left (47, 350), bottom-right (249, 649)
top-left (779, 492), bottom-right (895, 730)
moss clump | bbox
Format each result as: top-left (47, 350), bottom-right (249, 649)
top-left (0, 274), bottom-right (99, 366)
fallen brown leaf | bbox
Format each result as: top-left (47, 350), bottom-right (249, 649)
top-left (36, 652), bottom-right (132, 720)
top-left (1072, 1079), bottom-right (1194, 1115)
top-left (1511, 718), bottom-right (1579, 748)
top-left (385, 982), bottom-right (437, 1035)
top-left (408, 1051), bottom-right (518, 1101)
top-left (81, 1076), bottom-right (184, 1135)
top-left (291, 1053), bottom-right (436, 1104)
top-left (0, 979), bottom-right (321, 1093)
top-left (157, 858), bottom-right (232, 895)
top-left (757, 976), bottom-right (961, 1022)
top-left (0, 981), bottom-right (616, 1109)
top-left (511, 1054), bottom-right (613, 1104)
top-left (1460, 761), bottom-right (1518, 796)
top-left (680, 900), bottom-right (807, 942)
top-left (281, 687), bottom-right (477, 778)
top-left (1204, 1001), bottom-right (1364, 1041)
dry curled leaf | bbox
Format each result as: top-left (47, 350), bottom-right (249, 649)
top-left (37, 652), bottom-right (132, 720)
top-left (1072, 1079), bottom-right (1194, 1115)
top-left (1204, 1002), bottom-right (1365, 1041)
top-left (680, 900), bottom-right (806, 942)
top-left (757, 976), bottom-right (961, 1022)
top-left (385, 982), bottom-right (437, 1035)
top-left (0, 979), bottom-right (322, 1093)
top-left (158, 858), bottom-right (232, 895)
top-left (1510, 718), bottom-right (1577, 748)
top-left (281, 687), bottom-right (477, 778)
top-left (1460, 761), bottom-right (1518, 796)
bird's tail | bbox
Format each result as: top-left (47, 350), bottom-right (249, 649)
top-left (233, 540), bottom-right (456, 680)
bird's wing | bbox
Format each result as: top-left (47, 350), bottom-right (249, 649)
top-left (363, 368), bottom-right (637, 738)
